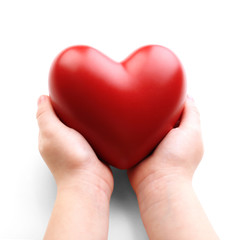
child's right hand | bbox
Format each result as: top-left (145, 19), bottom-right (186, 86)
top-left (128, 97), bottom-right (219, 240)
top-left (128, 96), bottom-right (204, 195)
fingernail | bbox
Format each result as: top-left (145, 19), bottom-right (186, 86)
top-left (37, 95), bottom-right (46, 106)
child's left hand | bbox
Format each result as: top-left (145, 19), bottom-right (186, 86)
top-left (37, 95), bottom-right (114, 240)
top-left (36, 95), bottom-right (113, 199)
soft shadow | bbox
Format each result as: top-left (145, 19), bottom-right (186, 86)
top-left (111, 167), bottom-right (136, 202)
top-left (109, 167), bottom-right (148, 240)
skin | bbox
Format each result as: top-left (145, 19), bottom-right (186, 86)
top-left (37, 95), bottom-right (219, 240)
top-left (36, 95), bottom-right (114, 240)
top-left (128, 96), bottom-right (219, 240)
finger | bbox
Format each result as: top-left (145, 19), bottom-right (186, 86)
top-left (36, 95), bottom-right (62, 132)
top-left (180, 95), bottom-right (201, 130)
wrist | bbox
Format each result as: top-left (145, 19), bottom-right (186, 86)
top-left (133, 174), bottom-right (219, 240)
top-left (56, 183), bottom-right (111, 215)
top-left (56, 168), bottom-right (113, 203)
top-left (134, 173), bottom-right (193, 215)
top-left (44, 173), bottom-right (112, 240)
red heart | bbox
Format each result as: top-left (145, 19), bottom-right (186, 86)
top-left (49, 45), bottom-right (186, 169)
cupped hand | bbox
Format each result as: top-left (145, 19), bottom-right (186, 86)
top-left (128, 97), bottom-right (219, 240)
top-left (36, 95), bottom-right (113, 199)
top-left (128, 96), bottom-right (204, 195)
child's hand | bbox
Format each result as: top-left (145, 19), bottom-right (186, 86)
top-left (128, 96), bottom-right (203, 194)
top-left (36, 95), bottom-right (113, 196)
top-left (36, 95), bottom-right (113, 239)
top-left (128, 97), bottom-right (219, 240)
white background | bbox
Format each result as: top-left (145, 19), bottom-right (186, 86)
top-left (0, 0), bottom-right (240, 239)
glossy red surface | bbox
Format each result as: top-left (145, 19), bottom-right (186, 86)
top-left (49, 45), bottom-right (186, 169)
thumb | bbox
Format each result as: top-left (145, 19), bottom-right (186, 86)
top-left (36, 95), bottom-right (61, 131)
top-left (180, 95), bottom-right (201, 131)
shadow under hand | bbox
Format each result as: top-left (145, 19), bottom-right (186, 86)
top-left (109, 167), bottom-right (148, 240)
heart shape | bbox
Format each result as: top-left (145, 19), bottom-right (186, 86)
top-left (49, 45), bottom-right (186, 169)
